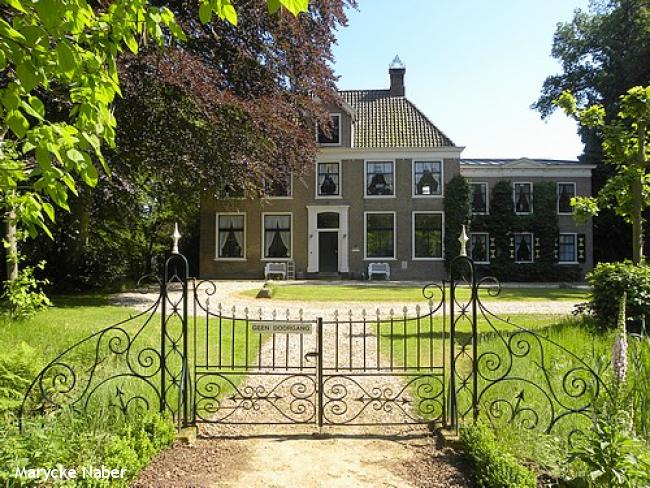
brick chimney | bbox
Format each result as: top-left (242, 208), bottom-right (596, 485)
top-left (389, 55), bottom-right (405, 97)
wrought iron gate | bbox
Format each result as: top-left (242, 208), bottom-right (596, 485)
top-left (190, 279), bottom-right (447, 426)
top-left (20, 249), bottom-right (608, 437)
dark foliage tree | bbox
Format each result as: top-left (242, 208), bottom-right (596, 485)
top-left (533, 0), bottom-right (650, 263)
top-left (27, 0), bottom-right (356, 287)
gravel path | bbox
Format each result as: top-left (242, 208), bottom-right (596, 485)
top-left (131, 426), bottom-right (474, 488)
top-left (113, 280), bottom-right (578, 319)
top-left (123, 280), bottom-right (573, 486)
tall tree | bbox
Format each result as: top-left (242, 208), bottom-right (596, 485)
top-left (533, 0), bottom-right (650, 262)
top-left (0, 0), bottom-right (311, 285)
top-left (25, 0), bottom-right (355, 286)
top-left (557, 86), bottom-right (650, 263)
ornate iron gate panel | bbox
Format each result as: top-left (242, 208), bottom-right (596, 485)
top-left (319, 294), bottom-right (447, 425)
top-left (191, 281), bottom-right (318, 424)
top-left (189, 281), bottom-right (447, 426)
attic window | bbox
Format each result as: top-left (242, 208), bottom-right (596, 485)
top-left (317, 114), bottom-right (341, 145)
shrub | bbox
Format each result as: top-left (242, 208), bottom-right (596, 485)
top-left (569, 410), bottom-right (650, 487)
top-left (460, 423), bottom-right (537, 488)
top-left (0, 342), bottom-right (42, 419)
top-left (444, 175), bottom-right (471, 267)
top-left (586, 261), bottom-right (650, 329)
top-left (1, 410), bottom-right (175, 486)
top-left (1, 261), bottom-right (52, 320)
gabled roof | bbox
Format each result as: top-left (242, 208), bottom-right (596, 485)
top-left (340, 90), bottom-right (455, 149)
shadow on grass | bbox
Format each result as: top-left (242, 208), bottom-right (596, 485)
top-left (49, 294), bottom-right (115, 308)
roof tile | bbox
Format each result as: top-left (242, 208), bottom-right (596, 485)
top-left (340, 90), bottom-right (455, 148)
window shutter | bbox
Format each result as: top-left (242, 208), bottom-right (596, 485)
top-left (554, 237), bottom-right (559, 262)
top-left (489, 236), bottom-right (496, 259)
top-left (509, 236), bottom-right (515, 259)
top-left (535, 237), bottom-right (540, 260)
top-left (577, 234), bottom-right (586, 263)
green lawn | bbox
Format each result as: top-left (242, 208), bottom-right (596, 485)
top-left (0, 294), bottom-right (261, 420)
top-left (243, 283), bottom-right (589, 303)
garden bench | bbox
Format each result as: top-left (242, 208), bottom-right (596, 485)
top-left (264, 262), bottom-right (287, 280)
top-left (368, 262), bottom-right (391, 280)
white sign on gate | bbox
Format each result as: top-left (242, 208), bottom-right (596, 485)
top-left (251, 321), bottom-right (314, 334)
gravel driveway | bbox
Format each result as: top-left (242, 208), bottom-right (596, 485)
top-left (113, 280), bottom-right (578, 319)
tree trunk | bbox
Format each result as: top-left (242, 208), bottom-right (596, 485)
top-left (5, 206), bottom-right (18, 281)
top-left (632, 120), bottom-right (647, 264)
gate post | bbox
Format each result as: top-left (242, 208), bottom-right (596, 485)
top-left (161, 224), bottom-right (191, 428)
top-left (316, 316), bottom-right (324, 428)
top-left (448, 253), bottom-right (479, 430)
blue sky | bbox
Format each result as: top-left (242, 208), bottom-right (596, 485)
top-left (331, 0), bottom-right (591, 159)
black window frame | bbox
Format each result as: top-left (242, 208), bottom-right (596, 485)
top-left (413, 160), bottom-right (442, 196)
top-left (558, 233), bottom-right (577, 263)
top-left (470, 182), bottom-right (488, 214)
top-left (316, 114), bottom-right (341, 145)
top-left (513, 182), bottom-right (533, 214)
top-left (365, 212), bottom-right (395, 259)
top-left (317, 162), bottom-right (341, 197)
top-left (469, 232), bottom-right (490, 264)
top-left (413, 212), bottom-right (443, 259)
top-left (557, 182), bottom-right (576, 215)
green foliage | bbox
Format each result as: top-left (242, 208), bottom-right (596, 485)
top-left (0, 410), bottom-right (175, 486)
top-left (461, 423), bottom-right (538, 488)
top-left (628, 337), bottom-right (650, 443)
top-left (0, 342), bottom-right (41, 420)
top-left (0, 0), bottom-right (308, 240)
top-left (472, 181), bottom-right (581, 281)
top-left (586, 261), bottom-right (650, 329)
top-left (1, 259), bottom-right (51, 320)
top-left (569, 409), bottom-right (650, 487)
top-left (556, 86), bottom-right (650, 262)
top-left (443, 174), bottom-right (470, 266)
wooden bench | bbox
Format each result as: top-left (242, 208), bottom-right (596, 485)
top-left (368, 262), bottom-right (391, 280)
top-left (264, 262), bottom-right (287, 280)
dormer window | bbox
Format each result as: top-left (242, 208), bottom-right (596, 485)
top-left (264, 174), bottom-right (293, 198)
top-left (317, 114), bottom-right (341, 145)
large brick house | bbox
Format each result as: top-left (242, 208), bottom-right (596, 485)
top-left (199, 59), bottom-right (594, 281)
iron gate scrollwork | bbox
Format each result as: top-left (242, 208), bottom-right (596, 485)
top-left (20, 249), bottom-right (609, 436)
top-left (448, 255), bottom-right (610, 438)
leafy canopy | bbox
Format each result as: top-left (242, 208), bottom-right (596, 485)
top-left (0, 0), bottom-right (308, 238)
top-left (556, 86), bottom-right (650, 225)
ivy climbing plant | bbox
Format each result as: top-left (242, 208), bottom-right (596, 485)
top-left (445, 179), bottom-right (583, 281)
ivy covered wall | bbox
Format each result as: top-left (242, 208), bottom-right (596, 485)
top-left (444, 178), bottom-right (583, 282)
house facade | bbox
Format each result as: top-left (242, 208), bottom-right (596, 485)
top-left (199, 60), bottom-right (594, 281)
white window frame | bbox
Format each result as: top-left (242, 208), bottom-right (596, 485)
top-left (215, 213), bottom-right (247, 261)
top-left (513, 232), bottom-right (534, 263)
top-left (469, 232), bottom-right (490, 264)
top-left (364, 211), bottom-right (397, 260)
top-left (557, 182), bottom-right (576, 215)
top-left (263, 173), bottom-right (294, 200)
top-left (261, 212), bottom-right (293, 261)
top-left (411, 211), bottom-right (445, 261)
top-left (513, 182), bottom-right (533, 215)
top-left (558, 232), bottom-right (579, 264)
top-left (315, 161), bottom-right (342, 199)
top-left (470, 182), bottom-right (489, 215)
top-left (412, 160), bottom-right (444, 198)
top-left (316, 113), bottom-right (342, 146)
top-left (364, 160), bottom-right (396, 199)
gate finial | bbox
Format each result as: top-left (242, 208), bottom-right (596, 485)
top-left (172, 223), bottom-right (181, 254)
top-left (459, 224), bottom-right (469, 257)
